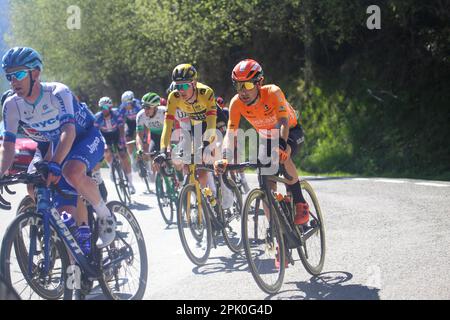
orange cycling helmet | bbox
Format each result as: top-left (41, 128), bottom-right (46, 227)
top-left (231, 59), bottom-right (264, 82)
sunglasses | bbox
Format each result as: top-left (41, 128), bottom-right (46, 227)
top-left (143, 103), bottom-right (157, 109)
top-left (233, 81), bottom-right (257, 92)
top-left (5, 69), bottom-right (32, 82)
top-left (175, 82), bottom-right (193, 91)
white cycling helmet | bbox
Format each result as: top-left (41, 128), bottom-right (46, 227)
top-left (98, 96), bottom-right (113, 108)
top-left (121, 90), bottom-right (135, 103)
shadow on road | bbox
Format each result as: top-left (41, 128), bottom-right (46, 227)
top-left (192, 252), bottom-right (249, 275)
top-left (128, 201), bottom-right (152, 211)
top-left (266, 271), bottom-right (380, 300)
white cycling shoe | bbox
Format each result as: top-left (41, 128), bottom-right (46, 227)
top-left (96, 216), bottom-right (117, 248)
top-left (129, 184), bottom-right (136, 195)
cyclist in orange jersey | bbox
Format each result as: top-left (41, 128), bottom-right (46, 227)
top-left (216, 59), bottom-right (309, 225)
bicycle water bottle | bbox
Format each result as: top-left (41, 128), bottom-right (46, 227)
top-left (202, 187), bottom-right (217, 207)
top-left (61, 211), bottom-right (78, 235)
top-left (75, 224), bottom-right (91, 256)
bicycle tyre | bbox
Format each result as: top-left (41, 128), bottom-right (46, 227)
top-left (177, 183), bottom-right (212, 266)
top-left (242, 189), bottom-right (285, 294)
top-left (296, 180), bottom-right (326, 276)
top-left (0, 211), bottom-right (72, 300)
top-left (98, 201), bottom-right (148, 300)
top-left (155, 173), bottom-right (175, 225)
top-left (221, 178), bottom-right (243, 253)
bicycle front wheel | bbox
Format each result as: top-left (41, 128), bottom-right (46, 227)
top-left (221, 178), bottom-right (243, 253)
top-left (112, 163), bottom-right (131, 205)
top-left (177, 183), bottom-right (212, 266)
top-left (155, 173), bottom-right (175, 225)
top-left (98, 201), bottom-right (148, 300)
top-left (0, 211), bottom-right (71, 300)
top-left (242, 189), bottom-right (285, 294)
top-left (296, 180), bottom-right (326, 276)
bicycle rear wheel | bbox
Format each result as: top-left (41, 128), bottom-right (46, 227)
top-left (296, 180), bottom-right (326, 275)
top-left (242, 189), bottom-right (285, 294)
top-left (98, 201), bottom-right (148, 300)
top-left (155, 173), bottom-right (175, 225)
top-left (177, 183), bottom-right (212, 266)
top-left (221, 178), bottom-right (243, 253)
top-left (0, 211), bottom-right (71, 300)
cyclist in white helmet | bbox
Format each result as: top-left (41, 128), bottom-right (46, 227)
top-left (119, 90), bottom-right (141, 171)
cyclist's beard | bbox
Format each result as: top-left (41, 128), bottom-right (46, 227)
top-left (245, 91), bottom-right (260, 106)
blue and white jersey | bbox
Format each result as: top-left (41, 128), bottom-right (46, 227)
top-left (118, 98), bottom-right (141, 121)
top-left (94, 108), bottom-right (124, 133)
top-left (2, 82), bottom-right (95, 144)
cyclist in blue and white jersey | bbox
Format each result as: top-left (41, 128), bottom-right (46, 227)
top-left (95, 96), bottom-right (135, 194)
top-left (0, 47), bottom-right (116, 248)
top-left (119, 90), bottom-right (141, 170)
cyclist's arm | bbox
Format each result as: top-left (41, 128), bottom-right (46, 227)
top-left (272, 86), bottom-right (291, 143)
top-left (51, 124), bottom-right (76, 164)
top-left (0, 100), bottom-right (20, 176)
top-left (0, 141), bottom-right (15, 176)
top-left (204, 90), bottom-right (217, 143)
top-left (51, 85), bottom-right (77, 164)
top-left (160, 93), bottom-right (177, 152)
top-left (136, 126), bottom-right (147, 152)
top-left (222, 99), bottom-right (241, 160)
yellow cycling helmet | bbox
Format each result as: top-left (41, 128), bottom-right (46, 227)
top-left (172, 63), bottom-right (198, 82)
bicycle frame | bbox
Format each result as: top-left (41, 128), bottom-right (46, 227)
top-left (33, 186), bottom-right (100, 279)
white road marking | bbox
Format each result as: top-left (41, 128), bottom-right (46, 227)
top-left (375, 179), bottom-right (406, 184)
top-left (414, 182), bottom-right (450, 188)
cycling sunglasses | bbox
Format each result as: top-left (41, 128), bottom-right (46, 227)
top-left (233, 81), bottom-right (257, 92)
top-left (143, 103), bottom-right (157, 109)
top-left (5, 69), bottom-right (32, 82)
top-left (174, 82), bottom-right (193, 91)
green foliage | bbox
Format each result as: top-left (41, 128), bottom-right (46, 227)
top-left (4, 0), bottom-right (449, 179)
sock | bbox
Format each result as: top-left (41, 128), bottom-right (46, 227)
top-left (93, 199), bottom-right (111, 218)
top-left (287, 181), bottom-right (306, 204)
top-left (126, 173), bottom-right (134, 186)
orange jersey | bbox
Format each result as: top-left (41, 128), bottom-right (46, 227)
top-left (228, 85), bottom-right (298, 137)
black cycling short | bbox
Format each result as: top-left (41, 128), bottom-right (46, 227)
top-left (125, 119), bottom-right (137, 139)
top-left (102, 130), bottom-right (126, 152)
top-left (259, 124), bottom-right (305, 159)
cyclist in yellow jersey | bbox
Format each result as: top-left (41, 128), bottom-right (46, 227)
top-left (156, 64), bottom-right (217, 187)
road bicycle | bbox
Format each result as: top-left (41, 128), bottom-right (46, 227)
top-left (154, 155), bottom-right (183, 226)
top-left (172, 156), bottom-right (243, 266)
top-left (235, 162), bottom-right (326, 294)
top-left (110, 144), bottom-right (132, 205)
top-left (0, 162), bottom-right (148, 300)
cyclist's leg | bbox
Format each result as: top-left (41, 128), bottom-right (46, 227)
top-left (125, 121), bottom-right (137, 170)
top-left (283, 125), bottom-right (310, 225)
top-left (62, 128), bottom-right (116, 248)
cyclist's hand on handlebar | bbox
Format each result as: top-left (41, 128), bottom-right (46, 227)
top-left (214, 159), bottom-right (228, 176)
top-left (153, 152), bottom-right (167, 165)
top-left (46, 161), bottom-right (62, 187)
top-left (275, 145), bottom-right (291, 164)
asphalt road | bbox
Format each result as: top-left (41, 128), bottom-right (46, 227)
top-left (0, 169), bottom-right (449, 300)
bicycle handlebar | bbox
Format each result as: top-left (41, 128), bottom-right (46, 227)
top-left (0, 161), bottom-right (71, 210)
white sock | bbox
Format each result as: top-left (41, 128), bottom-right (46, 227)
top-left (93, 199), bottom-right (111, 218)
top-left (207, 172), bottom-right (216, 196)
top-left (239, 172), bottom-right (248, 184)
top-left (127, 173), bottom-right (134, 185)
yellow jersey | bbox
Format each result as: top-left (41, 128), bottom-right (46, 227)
top-left (160, 82), bottom-right (217, 149)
